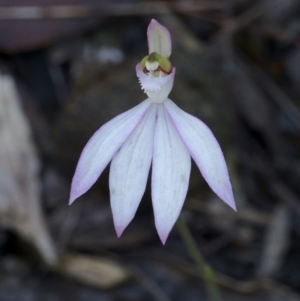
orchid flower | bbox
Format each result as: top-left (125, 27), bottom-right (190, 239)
top-left (70, 19), bottom-right (236, 244)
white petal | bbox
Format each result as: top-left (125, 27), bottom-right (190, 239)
top-left (109, 104), bottom-right (157, 237)
top-left (152, 105), bottom-right (191, 244)
top-left (165, 99), bottom-right (236, 211)
top-left (70, 99), bottom-right (151, 204)
top-left (147, 19), bottom-right (172, 58)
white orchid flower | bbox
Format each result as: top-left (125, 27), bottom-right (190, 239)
top-left (70, 19), bottom-right (236, 244)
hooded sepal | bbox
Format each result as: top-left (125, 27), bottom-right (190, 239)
top-left (147, 19), bottom-right (172, 58)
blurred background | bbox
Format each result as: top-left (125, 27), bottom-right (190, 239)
top-left (0, 0), bottom-right (300, 300)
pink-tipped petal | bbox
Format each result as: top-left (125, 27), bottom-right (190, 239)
top-left (165, 99), bottom-right (236, 211)
top-left (69, 99), bottom-right (151, 204)
top-left (109, 104), bottom-right (157, 236)
top-left (147, 19), bottom-right (172, 57)
top-left (152, 105), bottom-right (191, 244)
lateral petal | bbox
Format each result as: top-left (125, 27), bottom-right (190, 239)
top-left (147, 19), bottom-right (172, 58)
top-left (109, 104), bottom-right (157, 237)
top-left (152, 105), bottom-right (191, 244)
top-left (165, 99), bottom-right (236, 211)
top-left (70, 99), bottom-right (151, 204)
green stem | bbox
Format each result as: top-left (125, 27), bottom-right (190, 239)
top-left (177, 216), bottom-right (221, 301)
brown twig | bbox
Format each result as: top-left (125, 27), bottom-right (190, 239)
top-left (252, 65), bottom-right (300, 131)
top-left (186, 200), bottom-right (273, 226)
top-left (221, 0), bottom-right (272, 34)
top-left (134, 248), bottom-right (299, 296)
top-left (129, 263), bottom-right (173, 301)
top-left (242, 130), bottom-right (300, 219)
top-left (0, 2), bottom-right (225, 20)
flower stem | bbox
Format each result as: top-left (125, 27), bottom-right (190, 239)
top-left (177, 216), bottom-right (221, 301)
